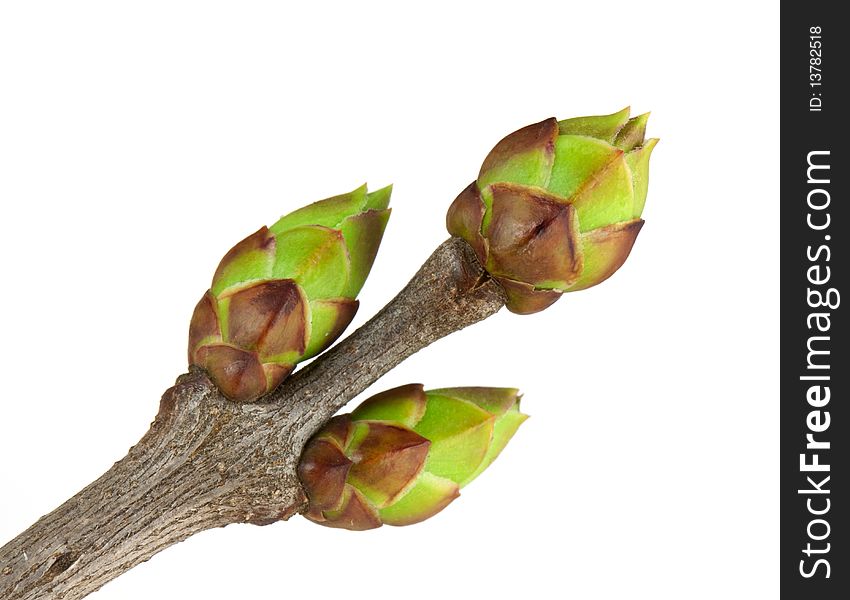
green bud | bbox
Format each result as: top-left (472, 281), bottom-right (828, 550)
top-left (189, 185), bottom-right (392, 402)
top-left (298, 384), bottom-right (527, 530)
top-left (447, 108), bottom-right (657, 314)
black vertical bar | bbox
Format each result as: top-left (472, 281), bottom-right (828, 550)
top-left (781, 5), bottom-right (848, 598)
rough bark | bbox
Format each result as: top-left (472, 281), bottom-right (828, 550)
top-left (0, 237), bottom-right (505, 600)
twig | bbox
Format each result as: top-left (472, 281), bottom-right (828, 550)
top-left (0, 237), bottom-right (505, 600)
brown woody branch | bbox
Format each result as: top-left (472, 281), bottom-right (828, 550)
top-left (0, 237), bottom-right (505, 600)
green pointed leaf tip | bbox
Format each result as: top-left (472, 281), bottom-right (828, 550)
top-left (298, 384), bottom-right (527, 530)
top-left (557, 107), bottom-right (630, 142)
top-left (191, 185), bottom-right (392, 402)
top-left (269, 184), bottom-right (392, 233)
top-left (269, 184), bottom-right (366, 233)
top-left (626, 137), bottom-right (658, 218)
top-left (445, 108), bottom-right (656, 314)
top-left (365, 184), bottom-right (393, 211)
top-left (614, 113), bottom-right (650, 151)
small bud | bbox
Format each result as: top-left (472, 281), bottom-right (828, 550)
top-left (298, 384), bottom-right (527, 530)
top-left (447, 108), bottom-right (657, 314)
top-left (190, 185), bottom-right (392, 402)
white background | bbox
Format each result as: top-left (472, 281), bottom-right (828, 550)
top-left (0, 1), bottom-right (778, 598)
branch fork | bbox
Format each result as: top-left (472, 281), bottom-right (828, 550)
top-left (0, 237), bottom-right (504, 600)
